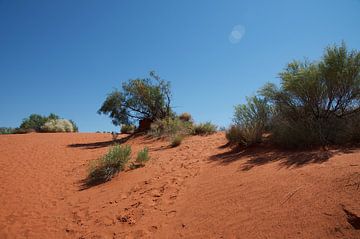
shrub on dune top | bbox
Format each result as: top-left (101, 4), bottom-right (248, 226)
top-left (193, 122), bottom-right (217, 135)
top-left (41, 119), bottom-right (74, 132)
top-left (0, 127), bottom-right (16, 134)
top-left (148, 117), bottom-right (194, 138)
top-left (179, 112), bottom-right (192, 122)
top-left (227, 96), bottom-right (270, 146)
top-left (87, 144), bottom-right (131, 184)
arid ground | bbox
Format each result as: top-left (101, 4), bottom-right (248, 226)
top-left (0, 133), bottom-right (359, 239)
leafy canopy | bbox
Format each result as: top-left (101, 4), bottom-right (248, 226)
top-left (98, 71), bottom-right (172, 126)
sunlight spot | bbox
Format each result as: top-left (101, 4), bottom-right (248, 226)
top-left (229, 25), bottom-right (246, 44)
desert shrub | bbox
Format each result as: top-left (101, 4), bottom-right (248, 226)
top-left (18, 113), bottom-right (76, 133)
top-left (179, 112), bottom-right (192, 122)
top-left (136, 147), bottom-right (150, 163)
top-left (98, 71), bottom-right (173, 130)
top-left (227, 96), bottom-right (270, 146)
top-left (148, 117), bottom-right (194, 138)
top-left (130, 147), bottom-right (150, 169)
top-left (170, 135), bottom-right (183, 147)
top-left (193, 122), bottom-right (217, 135)
top-left (69, 120), bottom-right (78, 132)
top-left (20, 114), bottom-right (49, 132)
top-left (87, 144), bottom-right (131, 184)
top-left (259, 42), bottom-right (360, 148)
top-left (41, 119), bottom-right (74, 132)
top-left (226, 125), bottom-right (244, 144)
top-left (0, 127), bottom-right (16, 134)
top-left (121, 124), bottom-right (135, 134)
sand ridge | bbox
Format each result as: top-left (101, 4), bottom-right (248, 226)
top-left (0, 132), bottom-right (359, 238)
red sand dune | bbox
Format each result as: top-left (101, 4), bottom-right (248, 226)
top-left (0, 132), bottom-right (359, 238)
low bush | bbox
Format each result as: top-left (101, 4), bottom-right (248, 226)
top-left (69, 120), bottom-right (79, 132)
top-left (136, 147), bottom-right (150, 164)
top-left (193, 122), bottom-right (217, 135)
top-left (170, 135), bottom-right (183, 147)
top-left (227, 96), bottom-right (270, 146)
top-left (41, 119), bottom-right (74, 132)
top-left (149, 117), bottom-right (193, 138)
top-left (0, 127), bottom-right (16, 134)
top-left (87, 144), bottom-right (131, 184)
top-left (179, 112), bottom-right (192, 122)
top-left (121, 124), bottom-right (135, 134)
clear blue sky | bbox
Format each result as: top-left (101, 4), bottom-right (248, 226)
top-left (1, 0), bottom-right (359, 132)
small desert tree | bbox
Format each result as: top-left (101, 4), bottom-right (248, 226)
top-left (98, 71), bottom-right (172, 130)
top-left (260, 42), bottom-right (360, 147)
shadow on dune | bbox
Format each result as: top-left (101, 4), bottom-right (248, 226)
top-left (78, 178), bottom-right (105, 191)
top-left (210, 144), bottom-right (357, 170)
top-left (67, 133), bottom-right (144, 149)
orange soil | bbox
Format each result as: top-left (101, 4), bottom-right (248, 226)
top-left (0, 132), bottom-right (359, 239)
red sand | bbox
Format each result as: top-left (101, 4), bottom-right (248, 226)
top-left (0, 132), bottom-right (359, 238)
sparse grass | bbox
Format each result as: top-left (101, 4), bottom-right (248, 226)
top-left (170, 135), bottom-right (183, 147)
top-left (136, 147), bottom-right (150, 163)
top-left (86, 144), bottom-right (131, 185)
top-left (193, 122), bottom-right (217, 135)
top-left (130, 147), bottom-right (150, 169)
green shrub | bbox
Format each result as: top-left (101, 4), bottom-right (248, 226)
top-left (136, 147), bottom-right (150, 164)
top-left (87, 144), bottom-right (131, 184)
top-left (69, 120), bottom-right (79, 132)
top-left (179, 112), bottom-right (192, 122)
top-left (20, 114), bottom-right (49, 132)
top-left (170, 135), bottom-right (183, 147)
top-left (259, 42), bottom-right (360, 148)
top-left (121, 124), bottom-right (135, 134)
top-left (228, 96), bottom-right (270, 146)
top-left (18, 113), bottom-right (77, 133)
top-left (193, 122), bottom-right (217, 135)
top-left (41, 119), bottom-right (74, 132)
top-left (0, 127), bottom-right (16, 134)
top-left (149, 117), bottom-right (194, 138)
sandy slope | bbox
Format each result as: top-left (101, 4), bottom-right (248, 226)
top-left (0, 132), bottom-right (359, 238)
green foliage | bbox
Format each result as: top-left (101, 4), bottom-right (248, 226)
top-left (170, 135), bottom-right (183, 147)
top-left (136, 147), bottom-right (150, 164)
top-left (193, 122), bottom-right (217, 135)
top-left (259, 42), bottom-right (360, 148)
top-left (69, 120), bottom-right (78, 132)
top-left (228, 96), bottom-right (270, 146)
top-left (98, 71), bottom-right (172, 128)
top-left (0, 127), bottom-right (16, 134)
top-left (87, 145), bottom-right (131, 184)
top-left (121, 124), bottom-right (135, 134)
top-left (20, 114), bottom-right (49, 131)
top-left (18, 113), bottom-right (77, 133)
top-left (148, 117), bottom-right (194, 138)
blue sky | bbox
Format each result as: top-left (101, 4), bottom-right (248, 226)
top-left (1, 0), bottom-right (359, 132)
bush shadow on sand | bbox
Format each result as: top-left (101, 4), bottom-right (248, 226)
top-left (67, 133), bottom-right (147, 149)
top-left (209, 144), bottom-right (358, 171)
